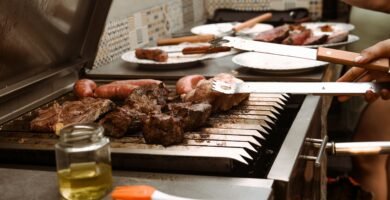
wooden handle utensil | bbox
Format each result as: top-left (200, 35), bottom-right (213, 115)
top-left (157, 34), bottom-right (215, 46)
top-left (233, 12), bottom-right (273, 32)
top-left (317, 47), bottom-right (390, 72)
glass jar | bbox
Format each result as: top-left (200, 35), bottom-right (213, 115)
top-left (55, 123), bottom-right (112, 200)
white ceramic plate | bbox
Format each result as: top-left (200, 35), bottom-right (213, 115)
top-left (232, 52), bottom-right (328, 74)
top-left (303, 34), bottom-right (359, 48)
top-left (191, 23), bottom-right (274, 37)
top-left (121, 43), bottom-right (236, 69)
top-left (302, 22), bottom-right (355, 35)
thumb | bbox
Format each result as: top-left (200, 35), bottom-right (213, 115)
top-left (355, 39), bottom-right (390, 64)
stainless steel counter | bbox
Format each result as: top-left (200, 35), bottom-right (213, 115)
top-left (0, 165), bottom-right (273, 200)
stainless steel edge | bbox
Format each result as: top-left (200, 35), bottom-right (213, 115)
top-left (267, 95), bottom-right (321, 181)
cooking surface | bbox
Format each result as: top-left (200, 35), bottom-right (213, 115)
top-left (0, 84), bottom-right (303, 178)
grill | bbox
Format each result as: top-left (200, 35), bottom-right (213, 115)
top-left (0, 86), bottom-right (303, 178)
top-left (0, 1), bottom-right (325, 199)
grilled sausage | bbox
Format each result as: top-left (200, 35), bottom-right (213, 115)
top-left (135, 48), bottom-right (168, 62)
top-left (74, 79), bottom-right (97, 98)
top-left (94, 84), bottom-right (138, 99)
top-left (111, 79), bottom-right (162, 86)
top-left (176, 75), bottom-right (206, 95)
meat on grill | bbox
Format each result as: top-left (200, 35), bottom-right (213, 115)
top-left (254, 25), bottom-right (290, 43)
top-left (99, 105), bottom-right (147, 138)
top-left (30, 97), bottom-right (114, 134)
top-left (142, 114), bottom-right (184, 146)
top-left (181, 73), bottom-right (249, 112)
top-left (168, 102), bottom-right (212, 131)
top-left (125, 82), bottom-right (169, 113)
top-left (100, 83), bottom-right (169, 137)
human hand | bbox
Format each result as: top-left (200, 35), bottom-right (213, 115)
top-left (337, 39), bottom-right (390, 102)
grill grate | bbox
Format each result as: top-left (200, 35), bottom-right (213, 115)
top-left (0, 89), bottom-right (297, 177)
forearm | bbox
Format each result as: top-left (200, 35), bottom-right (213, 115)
top-left (342, 0), bottom-right (390, 13)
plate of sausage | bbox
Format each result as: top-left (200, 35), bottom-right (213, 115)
top-left (121, 43), bottom-right (236, 68)
top-left (253, 23), bottom-right (359, 48)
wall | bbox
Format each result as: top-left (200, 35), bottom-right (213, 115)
top-left (93, 0), bottom-right (324, 69)
top-left (93, 0), bottom-right (206, 68)
top-left (205, 0), bottom-right (323, 20)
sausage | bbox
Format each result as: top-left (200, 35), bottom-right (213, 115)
top-left (135, 48), bottom-right (168, 62)
top-left (94, 84), bottom-right (138, 99)
top-left (74, 79), bottom-right (97, 98)
top-left (111, 79), bottom-right (162, 86)
top-left (176, 75), bottom-right (206, 95)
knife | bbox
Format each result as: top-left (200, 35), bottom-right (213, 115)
top-left (219, 36), bottom-right (390, 73)
top-left (211, 81), bottom-right (390, 95)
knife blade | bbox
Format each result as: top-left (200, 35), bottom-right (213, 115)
top-left (220, 36), bottom-right (390, 73)
top-left (212, 81), bottom-right (390, 95)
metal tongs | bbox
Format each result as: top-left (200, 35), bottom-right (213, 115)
top-left (211, 81), bottom-right (390, 96)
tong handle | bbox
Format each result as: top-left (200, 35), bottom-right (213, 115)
top-left (233, 12), bottom-right (273, 32)
top-left (182, 46), bottom-right (231, 54)
top-left (317, 47), bottom-right (390, 73)
top-left (157, 34), bottom-right (215, 46)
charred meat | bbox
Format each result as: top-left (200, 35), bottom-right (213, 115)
top-left (30, 97), bottom-right (114, 134)
top-left (100, 83), bottom-right (170, 137)
top-left (99, 105), bottom-right (147, 138)
top-left (168, 102), bottom-right (212, 131)
top-left (142, 114), bottom-right (184, 146)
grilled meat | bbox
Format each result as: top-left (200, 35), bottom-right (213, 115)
top-left (30, 97), bottom-right (114, 134)
top-left (100, 83), bottom-right (170, 137)
top-left (125, 83), bottom-right (169, 113)
top-left (254, 25), bottom-right (290, 43)
top-left (168, 102), bottom-right (212, 131)
top-left (282, 29), bottom-right (312, 45)
top-left (303, 34), bottom-right (328, 45)
top-left (182, 73), bottom-right (249, 112)
top-left (99, 105), bottom-right (147, 138)
top-left (142, 114), bottom-right (184, 146)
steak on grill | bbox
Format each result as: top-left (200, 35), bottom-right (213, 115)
top-left (99, 105), bottom-right (147, 138)
top-left (30, 97), bottom-right (114, 134)
top-left (168, 102), bottom-right (212, 131)
top-left (100, 83), bottom-right (170, 137)
top-left (142, 114), bottom-right (184, 146)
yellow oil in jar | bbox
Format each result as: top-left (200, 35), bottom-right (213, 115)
top-left (57, 162), bottom-right (112, 200)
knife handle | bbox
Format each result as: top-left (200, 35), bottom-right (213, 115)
top-left (182, 46), bottom-right (231, 54)
top-left (157, 34), bottom-right (215, 46)
top-left (317, 47), bottom-right (390, 73)
top-left (233, 12), bottom-right (272, 32)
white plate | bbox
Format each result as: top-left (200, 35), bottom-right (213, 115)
top-left (232, 52), bottom-right (328, 74)
top-left (191, 23), bottom-right (274, 37)
top-left (302, 22), bottom-right (355, 35)
top-left (121, 43), bottom-right (236, 69)
top-left (304, 34), bottom-right (359, 48)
